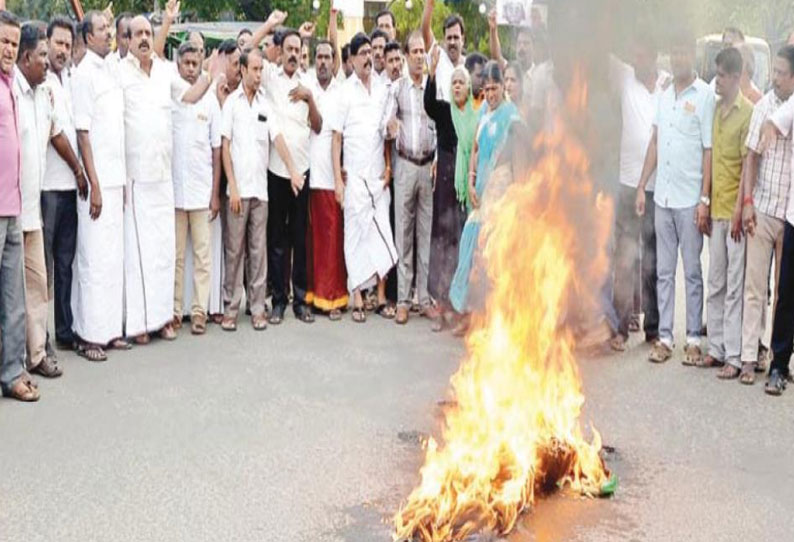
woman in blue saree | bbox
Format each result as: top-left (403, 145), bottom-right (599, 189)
top-left (449, 61), bottom-right (527, 331)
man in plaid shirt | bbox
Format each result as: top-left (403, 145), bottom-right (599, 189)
top-left (741, 46), bottom-right (794, 386)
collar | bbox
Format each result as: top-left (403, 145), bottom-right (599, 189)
top-left (13, 66), bottom-right (33, 96)
top-left (277, 65), bottom-right (301, 81)
top-left (233, 84), bottom-right (263, 102)
top-left (127, 51), bottom-right (157, 73)
top-left (719, 90), bottom-right (744, 111)
top-left (407, 73), bottom-right (427, 90)
top-left (83, 49), bottom-right (106, 69)
top-left (313, 73), bottom-right (338, 93)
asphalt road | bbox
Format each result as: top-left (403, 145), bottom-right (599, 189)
top-left (1, 274), bottom-right (793, 542)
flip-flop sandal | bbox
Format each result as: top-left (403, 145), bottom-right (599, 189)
top-left (682, 345), bottom-right (702, 366)
top-left (740, 363), bottom-right (757, 385)
top-left (375, 303), bottom-right (396, 319)
top-left (3, 376), bottom-right (40, 401)
top-left (297, 311), bottom-right (315, 323)
top-left (77, 343), bottom-right (108, 363)
top-left (717, 365), bottom-right (740, 380)
top-left (328, 309), bottom-right (343, 321)
top-left (252, 315), bottom-right (268, 331)
top-left (109, 338), bottom-right (132, 350)
top-left (352, 307), bottom-right (367, 323)
top-left (221, 318), bottom-right (237, 332)
top-left (695, 355), bottom-right (725, 368)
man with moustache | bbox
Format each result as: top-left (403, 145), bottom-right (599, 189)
top-left (0, 11), bottom-right (40, 401)
top-left (220, 48), bottom-right (272, 331)
top-left (741, 46), bottom-right (794, 392)
top-left (331, 32), bottom-right (398, 323)
top-left (384, 31), bottom-right (437, 326)
top-left (118, 15), bottom-right (221, 345)
top-left (71, 10), bottom-right (125, 362)
top-left (384, 41), bottom-right (402, 83)
top-left (170, 41), bottom-right (222, 335)
top-left (266, 29), bottom-right (322, 325)
top-left (371, 28), bottom-right (389, 85)
top-left (41, 17), bottom-right (89, 354)
top-left (306, 38), bottom-right (347, 319)
top-left (375, 10), bottom-right (397, 42)
top-left (422, 0), bottom-right (466, 103)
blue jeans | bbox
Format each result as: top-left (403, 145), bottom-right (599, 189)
top-left (0, 217), bottom-right (27, 391)
top-left (655, 204), bottom-right (704, 346)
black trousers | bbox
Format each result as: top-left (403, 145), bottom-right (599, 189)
top-left (267, 170), bottom-right (310, 312)
top-left (41, 190), bottom-right (77, 344)
top-left (613, 185), bottom-right (659, 339)
top-left (770, 221), bottom-right (794, 376)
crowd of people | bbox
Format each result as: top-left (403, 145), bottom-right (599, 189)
top-left (2, 1), bottom-right (794, 402)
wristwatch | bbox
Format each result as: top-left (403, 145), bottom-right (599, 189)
top-left (700, 195), bottom-right (711, 206)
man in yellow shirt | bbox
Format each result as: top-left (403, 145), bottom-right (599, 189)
top-left (703, 47), bottom-right (753, 380)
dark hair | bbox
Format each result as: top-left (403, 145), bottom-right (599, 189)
top-left (375, 10), bottom-right (395, 29)
top-left (315, 38), bottom-right (335, 59)
top-left (715, 46), bottom-right (742, 75)
top-left (778, 45), bottom-right (794, 77)
top-left (341, 43), bottom-right (350, 63)
top-left (47, 16), bottom-right (74, 40)
top-left (274, 26), bottom-right (288, 47)
top-left (465, 52), bottom-right (487, 73)
top-left (443, 15), bottom-right (464, 36)
top-left (217, 38), bottom-right (238, 56)
top-left (19, 23), bottom-right (46, 61)
top-left (349, 32), bottom-right (370, 56)
top-left (0, 10), bottom-right (21, 29)
top-left (722, 26), bottom-right (744, 43)
top-left (178, 41), bottom-right (200, 58)
top-left (385, 40), bottom-right (400, 57)
top-left (240, 46), bottom-right (261, 68)
top-left (482, 60), bottom-right (503, 84)
top-left (74, 21), bottom-right (85, 44)
top-left (237, 28), bottom-right (252, 39)
top-left (115, 12), bottom-right (133, 34)
top-left (81, 10), bottom-right (103, 42)
top-left (370, 28), bottom-right (388, 44)
top-left (280, 28), bottom-right (301, 49)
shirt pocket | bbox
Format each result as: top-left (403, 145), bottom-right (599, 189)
top-left (255, 112), bottom-right (269, 141)
top-left (676, 110), bottom-right (700, 137)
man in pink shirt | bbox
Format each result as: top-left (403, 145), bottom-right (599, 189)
top-left (0, 10), bottom-right (39, 402)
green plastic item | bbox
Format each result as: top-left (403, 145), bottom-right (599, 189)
top-left (599, 473), bottom-right (618, 496)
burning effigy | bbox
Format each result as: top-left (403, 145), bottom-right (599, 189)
top-left (393, 62), bottom-right (617, 542)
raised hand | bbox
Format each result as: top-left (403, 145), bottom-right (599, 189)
top-left (164, 0), bottom-right (180, 22)
top-left (207, 49), bottom-right (224, 81)
top-left (299, 22), bottom-right (316, 39)
top-left (429, 43), bottom-right (440, 77)
top-left (267, 9), bottom-right (288, 27)
top-left (488, 8), bottom-right (497, 31)
top-left (102, 2), bottom-right (114, 24)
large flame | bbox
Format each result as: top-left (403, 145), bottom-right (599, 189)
top-left (394, 74), bottom-right (613, 542)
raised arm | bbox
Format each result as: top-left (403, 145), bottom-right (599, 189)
top-left (421, 0), bottom-right (435, 51)
top-left (328, 6), bottom-right (340, 76)
top-left (488, 9), bottom-right (506, 69)
top-left (250, 9), bottom-right (288, 50)
top-left (154, 0), bottom-right (179, 59)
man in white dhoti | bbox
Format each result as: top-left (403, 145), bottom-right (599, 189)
top-left (171, 41), bottom-right (222, 335)
top-left (119, 15), bottom-right (220, 344)
top-left (72, 10), bottom-right (126, 362)
top-left (331, 32), bottom-right (398, 323)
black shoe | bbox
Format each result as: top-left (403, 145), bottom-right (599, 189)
top-left (765, 369), bottom-right (787, 396)
top-left (269, 305), bottom-right (285, 325)
top-left (294, 306), bottom-right (315, 323)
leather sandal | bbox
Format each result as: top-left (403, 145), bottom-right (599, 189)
top-left (31, 356), bottom-right (63, 378)
top-left (160, 324), bottom-right (177, 341)
top-left (252, 314), bottom-right (268, 331)
top-left (394, 305), bottom-right (409, 324)
top-left (191, 314), bottom-right (208, 335)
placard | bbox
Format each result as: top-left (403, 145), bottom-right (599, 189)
top-left (496, 0), bottom-right (534, 27)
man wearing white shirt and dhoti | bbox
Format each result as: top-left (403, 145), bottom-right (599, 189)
top-left (331, 33), bottom-right (398, 323)
top-left (16, 24), bottom-right (83, 378)
top-left (171, 41), bottom-right (223, 335)
top-left (72, 11), bottom-right (126, 362)
top-left (119, 15), bottom-right (220, 345)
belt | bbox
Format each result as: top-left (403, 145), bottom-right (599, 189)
top-left (397, 149), bottom-right (435, 167)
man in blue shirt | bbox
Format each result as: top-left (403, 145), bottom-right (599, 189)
top-left (636, 31), bottom-right (716, 365)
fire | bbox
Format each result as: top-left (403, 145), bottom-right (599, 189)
top-left (393, 74), bottom-right (613, 542)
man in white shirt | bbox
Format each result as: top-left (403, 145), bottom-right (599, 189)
top-left (306, 39), bottom-right (347, 320)
top-left (371, 28), bottom-right (390, 86)
top-left (266, 29), bottom-right (322, 325)
top-left (72, 10), bottom-right (126, 362)
top-left (171, 41), bottom-right (222, 336)
top-left (16, 24), bottom-right (82, 378)
top-left (331, 32), bottom-right (398, 323)
top-left (108, 11), bottom-right (132, 64)
top-left (118, 15), bottom-right (220, 345)
top-left (41, 17), bottom-right (87, 353)
top-left (421, 0), bottom-right (466, 103)
top-left (610, 38), bottom-right (669, 349)
top-left (384, 31), bottom-right (437, 326)
top-left (220, 48), bottom-right (271, 331)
